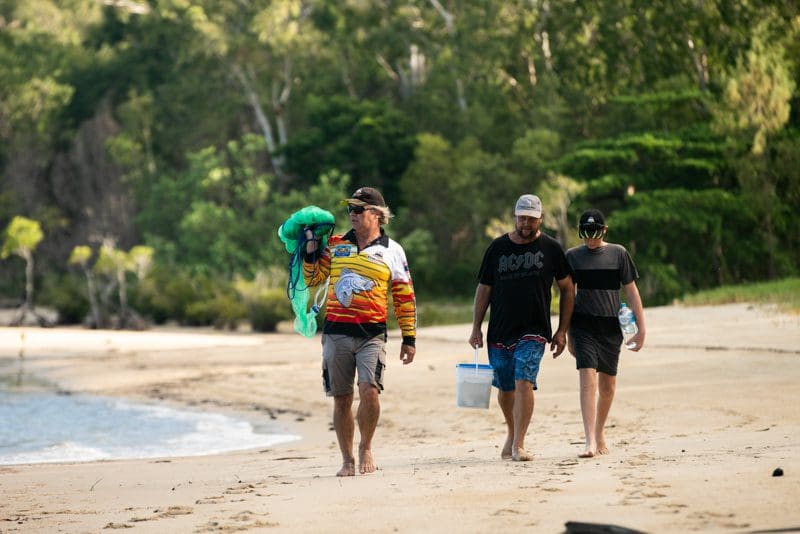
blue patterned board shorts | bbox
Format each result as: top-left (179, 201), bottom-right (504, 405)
top-left (488, 335), bottom-right (547, 392)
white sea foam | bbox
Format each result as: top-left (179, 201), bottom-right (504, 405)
top-left (0, 391), bottom-right (299, 465)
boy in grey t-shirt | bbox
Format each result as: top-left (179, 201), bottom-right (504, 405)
top-left (566, 208), bottom-right (646, 459)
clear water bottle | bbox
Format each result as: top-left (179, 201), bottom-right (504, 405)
top-left (618, 303), bottom-right (638, 336)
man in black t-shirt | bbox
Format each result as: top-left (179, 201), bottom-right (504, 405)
top-left (469, 194), bottom-right (574, 462)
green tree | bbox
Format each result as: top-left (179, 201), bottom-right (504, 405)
top-left (1, 0), bottom-right (799, 315)
top-left (163, 135), bottom-right (273, 276)
top-left (396, 133), bottom-right (514, 293)
top-left (537, 173), bottom-right (586, 248)
top-left (712, 15), bottom-right (797, 277)
top-left (714, 16), bottom-right (796, 155)
top-left (94, 240), bottom-right (153, 329)
top-left (611, 189), bottom-right (762, 304)
top-left (68, 245), bottom-right (102, 328)
top-left (1, 216), bottom-right (51, 325)
top-left (282, 95), bottom-right (417, 207)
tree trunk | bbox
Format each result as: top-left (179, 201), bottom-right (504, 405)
top-left (117, 267), bottom-right (128, 328)
top-left (272, 57), bottom-right (292, 147)
top-left (22, 248), bottom-right (34, 310)
top-left (429, 0), bottom-right (467, 111)
top-left (764, 212), bottom-right (777, 279)
top-left (10, 248), bottom-right (52, 327)
top-left (99, 277), bottom-right (116, 327)
top-left (232, 63), bottom-right (286, 181)
top-left (84, 268), bottom-right (102, 329)
top-left (687, 36), bottom-right (708, 91)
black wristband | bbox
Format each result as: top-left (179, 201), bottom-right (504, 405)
top-left (402, 336), bottom-right (415, 347)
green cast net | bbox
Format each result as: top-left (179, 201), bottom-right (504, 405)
top-left (277, 206), bottom-right (336, 337)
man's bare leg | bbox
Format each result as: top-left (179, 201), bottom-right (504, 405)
top-left (333, 393), bottom-right (356, 476)
top-left (595, 373), bottom-right (616, 455)
top-left (497, 390), bottom-right (515, 459)
top-left (511, 380), bottom-right (534, 461)
top-left (356, 382), bottom-right (380, 474)
top-left (578, 368), bottom-right (598, 458)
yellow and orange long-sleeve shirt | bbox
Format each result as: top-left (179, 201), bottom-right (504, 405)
top-left (303, 229), bottom-right (417, 345)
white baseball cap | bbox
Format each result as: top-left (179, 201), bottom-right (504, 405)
top-left (514, 194), bottom-right (542, 218)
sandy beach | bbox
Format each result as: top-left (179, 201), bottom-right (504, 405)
top-left (1, 303), bottom-right (799, 533)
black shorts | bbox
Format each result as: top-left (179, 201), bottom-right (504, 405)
top-left (570, 326), bottom-right (623, 376)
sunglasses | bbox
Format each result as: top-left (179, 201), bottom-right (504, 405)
top-left (347, 205), bottom-right (371, 214)
top-left (578, 223), bottom-right (605, 239)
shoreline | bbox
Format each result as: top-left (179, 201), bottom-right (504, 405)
top-left (0, 385), bottom-right (302, 466)
top-left (1, 303), bottom-right (799, 533)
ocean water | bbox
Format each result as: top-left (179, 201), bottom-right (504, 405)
top-left (0, 384), bottom-right (299, 466)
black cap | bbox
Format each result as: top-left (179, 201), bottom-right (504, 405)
top-left (343, 187), bottom-right (386, 207)
top-left (579, 208), bottom-right (605, 227)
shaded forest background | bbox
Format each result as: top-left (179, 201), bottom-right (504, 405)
top-left (1, 0), bottom-right (798, 328)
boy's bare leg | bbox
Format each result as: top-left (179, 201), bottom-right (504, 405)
top-left (579, 368), bottom-right (598, 458)
top-left (595, 373), bottom-right (616, 454)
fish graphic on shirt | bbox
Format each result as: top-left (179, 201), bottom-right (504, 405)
top-left (334, 268), bottom-right (375, 307)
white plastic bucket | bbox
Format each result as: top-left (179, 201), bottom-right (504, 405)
top-left (455, 363), bottom-right (494, 409)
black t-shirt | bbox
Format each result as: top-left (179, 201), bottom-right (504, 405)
top-left (478, 232), bottom-right (572, 345)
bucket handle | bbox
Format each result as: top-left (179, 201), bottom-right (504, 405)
top-left (473, 347), bottom-right (480, 375)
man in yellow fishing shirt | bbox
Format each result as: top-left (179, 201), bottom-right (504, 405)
top-left (303, 187), bottom-right (417, 476)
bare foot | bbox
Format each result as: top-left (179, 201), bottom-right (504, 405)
top-left (501, 437), bottom-right (513, 460)
top-left (512, 448), bottom-right (533, 462)
top-left (597, 443), bottom-right (609, 455)
top-left (359, 447), bottom-right (377, 474)
top-left (337, 461), bottom-right (356, 477)
top-left (578, 442), bottom-right (597, 458)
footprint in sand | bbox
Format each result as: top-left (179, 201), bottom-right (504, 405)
top-left (129, 505), bottom-right (193, 522)
top-left (224, 479), bottom-right (270, 495)
top-left (195, 495), bottom-right (225, 505)
top-left (224, 485), bottom-right (256, 495)
top-left (197, 512), bottom-right (278, 532)
top-left (491, 508), bottom-right (523, 516)
top-left (615, 470), bottom-right (673, 507)
top-left (652, 502), bottom-right (688, 515)
top-left (688, 510), bottom-right (750, 530)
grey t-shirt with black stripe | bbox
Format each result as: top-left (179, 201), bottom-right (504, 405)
top-left (566, 243), bottom-right (639, 336)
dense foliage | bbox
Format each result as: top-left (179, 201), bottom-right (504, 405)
top-left (1, 0), bottom-right (798, 327)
